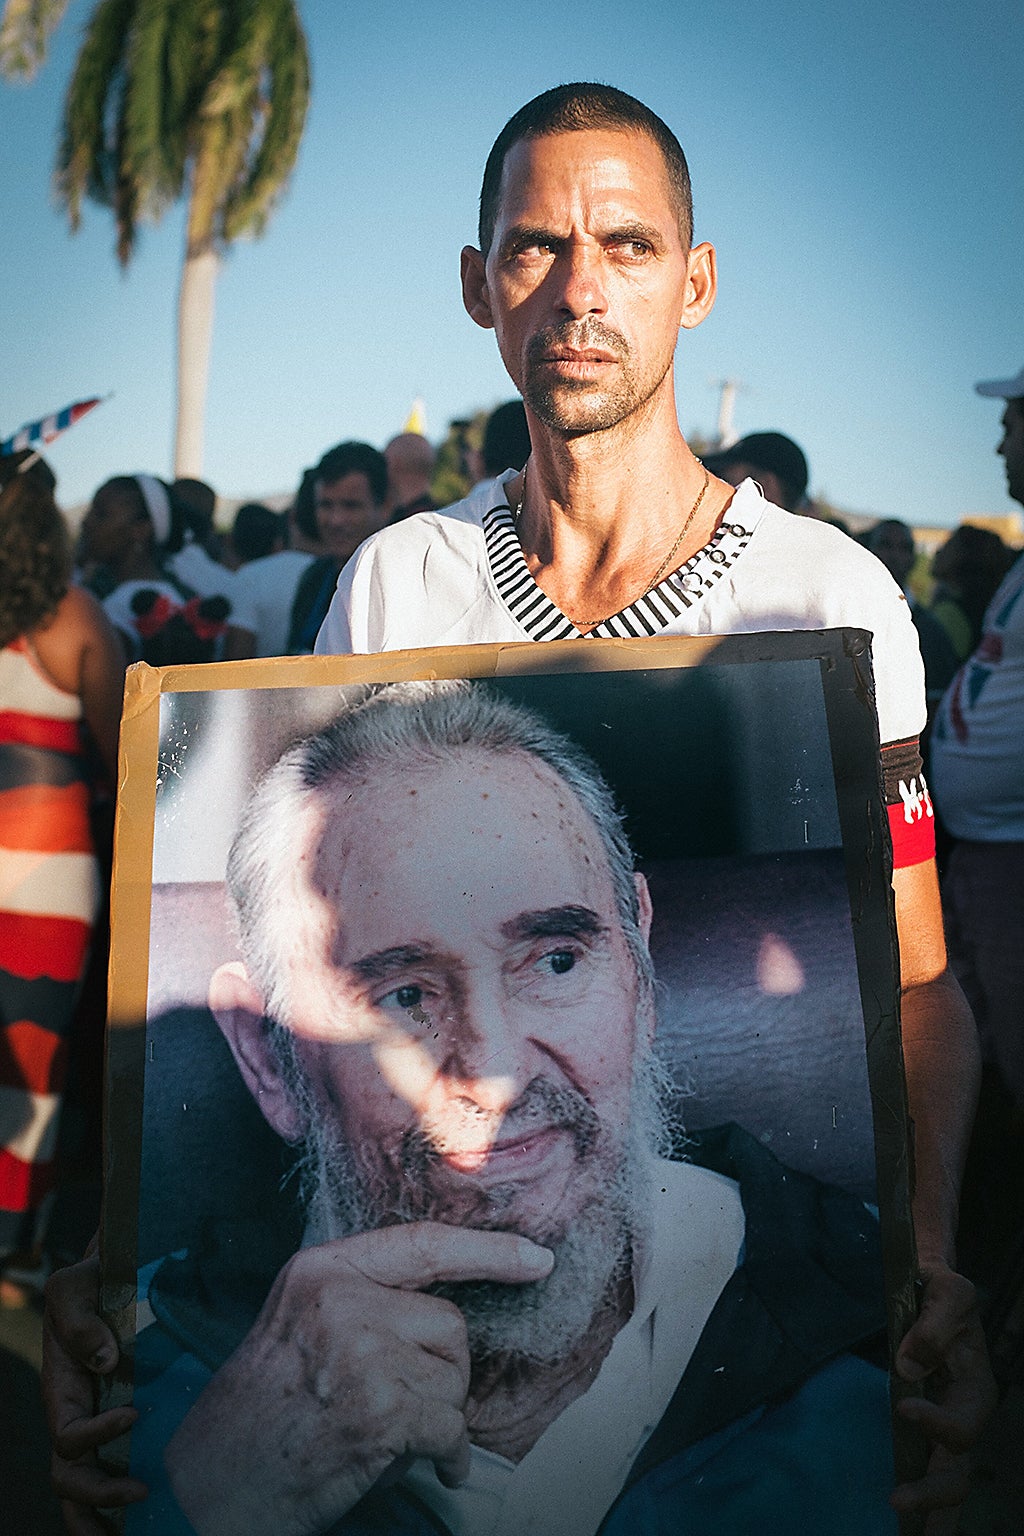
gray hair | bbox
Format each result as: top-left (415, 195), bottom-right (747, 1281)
top-left (226, 681), bottom-right (653, 1084)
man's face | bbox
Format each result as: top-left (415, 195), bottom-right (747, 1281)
top-left (465, 129), bottom-right (701, 436)
top-left (80, 480), bottom-right (146, 565)
top-left (278, 751), bottom-right (649, 1251)
top-left (314, 471), bottom-right (383, 563)
top-left (998, 399), bottom-right (1024, 506)
top-left (868, 524), bottom-right (916, 587)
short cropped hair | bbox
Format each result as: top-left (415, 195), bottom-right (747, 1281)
top-left (226, 681), bottom-right (653, 1034)
top-left (717, 432), bottom-right (809, 512)
top-left (313, 441), bottom-right (387, 507)
top-left (478, 82), bottom-right (693, 257)
top-left (232, 502), bottom-right (281, 564)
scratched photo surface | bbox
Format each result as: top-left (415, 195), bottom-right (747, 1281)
top-left (123, 662), bottom-right (905, 1536)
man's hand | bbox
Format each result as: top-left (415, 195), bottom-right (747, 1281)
top-left (42, 1252), bottom-right (147, 1531)
top-left (166, 1222), bottom-right (554, 1536)
top-left (891, 1266), bottom-right (997, 1527)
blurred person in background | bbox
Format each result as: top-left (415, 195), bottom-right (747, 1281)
top-left (287, 442), bottom-right (388, 653)
top-left (865, 520), bottom-right (958, 711)
top-left (224, 488), bottom-right (316, 660)
top-left (481, 398), bottom-right (531, 479)
top-left (385, 432), bottom-right (437, 523)
top-left (716, 432), bottom-right (851, 534)
top-left (229, 503), bottom-right (283, 569)
top-left (167, 479), bottom-right (229, 590)
top-left (931, 367), bottom-right (1024, 1115)
top-left (0, 451), bottom-right (125, 1304)
top-left (929, 524), bottom-right (1017, 662)
top-left (714, 431), bottom-right (809, 514)
top-left (79, 475), bottom-right (235, 665)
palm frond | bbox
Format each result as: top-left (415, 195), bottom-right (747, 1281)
top-left (112, 68), bottom-right (143, 262)
top-left (220, 0), bottom-right (309, 240)
top-left (164, 0), bottom-right (221, 135)
top-left (0, 0), bottom-right (71, 81)
top-left (57, 0), bottom-right (309, 268)
top-left (55, 0), bottom-right (135, 232)
top-left (121, 0), bottom-right (183, 206)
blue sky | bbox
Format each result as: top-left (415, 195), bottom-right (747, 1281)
top-left (2, 0), bottom-right (1022, 525)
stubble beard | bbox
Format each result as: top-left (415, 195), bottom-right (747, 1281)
top-left (521, 320), bottom-right (674, 437)
top-left (293, 1053), bottom-right (676, 1373)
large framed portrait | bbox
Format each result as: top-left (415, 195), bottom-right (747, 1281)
top-left (100, 631), bottom-right (924, 1535)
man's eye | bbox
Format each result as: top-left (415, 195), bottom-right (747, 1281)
top-left (380, 983), bottom-right (424, 1011)
top-left (541, 949), bottom-right (577, 976)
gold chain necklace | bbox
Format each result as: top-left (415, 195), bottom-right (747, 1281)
top-left (513, 465), bottom-right (711, 630)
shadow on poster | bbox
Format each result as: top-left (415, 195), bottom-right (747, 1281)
top-left (100, 631), bottom-right (923, 1535)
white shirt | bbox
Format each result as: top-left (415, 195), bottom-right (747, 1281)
top-left (315, 475), bottom-right (925, 749)
top-left (102, 579), bottom-right (188, 651)
top-left (164, 541), bottom-right (239, 605)
top-left (403, 1156), bottom-right (745, 1536)
top-left (230, 550), bottom-right (316, 655)
top-left (930, 550), bottom-right (1024, 839)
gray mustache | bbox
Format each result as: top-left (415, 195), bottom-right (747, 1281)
top-left (401, 1076), bottom-right (600, 1172)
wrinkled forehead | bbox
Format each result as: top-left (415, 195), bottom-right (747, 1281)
top-left (296, 747), bottom-right (616, 903)
top-left (495, 125), bottom-right (682, 228)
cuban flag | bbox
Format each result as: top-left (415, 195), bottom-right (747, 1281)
top-left (1, 397), bottom-right (104, 456)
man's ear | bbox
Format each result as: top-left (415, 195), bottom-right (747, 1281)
top-left (679, 241), bottom-right (717, 331)
top-left (461, 245), bottom-right (494, 329)
top-left (633, 873), bottom-right (656, 1045)
top-left (209, 961), bottom-right (305, 1142)
top-left (634, 872), bottom-right (653, 946)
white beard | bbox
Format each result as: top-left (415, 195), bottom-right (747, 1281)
top-left (294, 1049), bottom-right (676, 1370)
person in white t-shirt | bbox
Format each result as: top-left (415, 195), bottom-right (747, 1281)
top-left (45, 82), bottom-right (993, 1527)
top-left (931, 366), bottom-right (1024, 1106)
top-left (312, 81), bottom-right (990, 1520)
top-left (224, 502), bottom-right (315, 659)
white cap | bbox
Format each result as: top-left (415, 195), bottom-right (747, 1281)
top-left (975, 365), bottom-right (1024, 399)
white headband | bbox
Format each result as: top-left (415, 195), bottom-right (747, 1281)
top-left (132, 473), bottom-right (171, 546)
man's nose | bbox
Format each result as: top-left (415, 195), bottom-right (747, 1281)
top-left (442, 982), bottom-right (533, 1112)
top-left (551, 241), bottom-right (608, 319)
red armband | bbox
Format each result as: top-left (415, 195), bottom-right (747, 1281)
top-left (881, 737), bottom-right (935, 868)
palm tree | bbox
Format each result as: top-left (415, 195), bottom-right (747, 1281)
top-left (2, 0), bottom-right (309, 476)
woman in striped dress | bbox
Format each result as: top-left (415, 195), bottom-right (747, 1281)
top-left (0, 452), bottom-right (124, 1301)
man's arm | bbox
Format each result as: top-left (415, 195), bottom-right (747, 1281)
top-left (893, 857), bottom-right (978, 1267)
top-left (890, 858), bottom-right (996, 1521)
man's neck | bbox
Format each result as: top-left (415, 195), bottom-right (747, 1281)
top-left (512, 397), bottom-right (731, 629)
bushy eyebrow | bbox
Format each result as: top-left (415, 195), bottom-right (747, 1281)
top-left (500, 905), bottom-right (609, 945)
top-left (498, 224), bottom-right (558, 259)
top-left (346, 907), bottom-right (608, 982)
top-left (348, 944), bottom-right (435, 984)
top-left (604, 221), bottom-right (666, 250)
top-left (498, 220), bottom-right (666, 260)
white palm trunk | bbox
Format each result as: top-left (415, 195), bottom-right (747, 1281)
top-left (174, 244), bottom-right (219, 479)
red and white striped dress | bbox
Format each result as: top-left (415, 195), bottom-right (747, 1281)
top-left (0, 636), bottom-right (100, 1252)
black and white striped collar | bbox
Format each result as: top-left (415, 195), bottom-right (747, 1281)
top-left (481, 496), bottom-right (755, 640)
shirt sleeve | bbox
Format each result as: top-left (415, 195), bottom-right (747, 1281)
top-left (864, 583), bottom-right (927, 750)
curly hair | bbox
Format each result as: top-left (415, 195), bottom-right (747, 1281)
top-left (0, 453), bottom-right (70, 649)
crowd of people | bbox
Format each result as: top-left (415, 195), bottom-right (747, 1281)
top-left (1, 77), bottom-right (1021, 1534)
top-left (0, 403), bottom-right (533, 1300)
